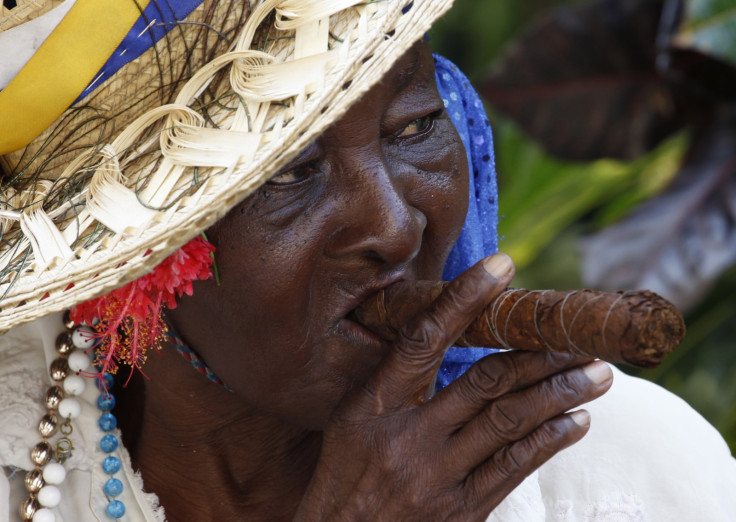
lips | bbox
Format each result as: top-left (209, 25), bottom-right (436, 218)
top-left (334, 270), bottom-right (412, 347)
top-left (340, 273), bottom-right (409, 318)
top-left (335, 316), bottom-right (388, 353)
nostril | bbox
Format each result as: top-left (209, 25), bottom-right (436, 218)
top-left (323, 155), bottom-right (427, 265)
top-left (325, 200), bottom-right (426, 266)
top-left (362, 205), bottom-right (426, 266)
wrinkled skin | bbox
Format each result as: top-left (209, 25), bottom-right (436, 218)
top-left (116, 41), bottom-right (613, 521)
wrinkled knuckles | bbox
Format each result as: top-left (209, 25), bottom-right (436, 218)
top-left (500, 444), bottom-right (527, 478)
top-left (532, 416), bottom-right (581, 457)
top-left (393, 267), bottom-right (491, 359)
top-left (481, 401), bottom-right (525, 444)
top-left (463, 361), bottom-right (512, 400)
top-left (442, 272), bottom-right (490, 316)
top-left (396, 315), bottom-right (446, 364)
top-left (544, 370), bottom-right (586, 405)
top-left (488, 445), bottom-right (526, 483)
top-left (544, 351), bottom-right (582, 366)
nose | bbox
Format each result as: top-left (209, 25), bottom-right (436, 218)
top-left (324, 149), bottom-right (426, 267)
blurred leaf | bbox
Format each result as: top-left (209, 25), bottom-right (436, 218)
top-left (661, 48), bottom-right (736, 104)
top-left (479, 0), bottom-right (693, 160)
top-left (580, 116), bottom-right (736, 311)
top-left (430, 0), bottom-right (579, 80)
top-left (511, 224), bottom-right (586, 290)
top-left (495, 117), bottom-right (683, 267)
top-left (430, 2), bottom-right (524, 79)
top-left (673, 0), bottom-right (736, 67)
top-left (658, 0), bottom-right (736, 105)
top-left (592, 132), bottom-right (688, 226)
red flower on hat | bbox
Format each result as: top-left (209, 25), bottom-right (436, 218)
top-left (70, 235), bottom-right (215, 385)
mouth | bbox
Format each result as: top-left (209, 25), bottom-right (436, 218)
top-left (334, 272), bottom-right (410, 348)
top-left (335, 316), bottom-right (388, 352)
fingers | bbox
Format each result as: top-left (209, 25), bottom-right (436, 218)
top-left (447, 361), bottom-right (613, 473)
top-left (363, 254), bottom-right (515, 410)
top-left (429, 350), bottom-right (594, 429)
top-left (464, 411), bottom-right (591, 517)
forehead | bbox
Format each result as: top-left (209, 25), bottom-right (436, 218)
top-left (292, 41), bottom-right (438, 152)
top-left (395, 44), bottom-right (425, 90)
top-left (378, 39), bottom-right (436, 96)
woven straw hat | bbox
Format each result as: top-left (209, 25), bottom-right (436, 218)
top-left (0, 0), bottom-right (454, 332)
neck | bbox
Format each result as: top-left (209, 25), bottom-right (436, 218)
top-left (115, 341), bottom-right (322, 521)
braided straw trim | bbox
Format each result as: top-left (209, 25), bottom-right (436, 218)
top-left (0, 0), bottom-right (454, 332)
top-left (0, 0), bottom-right (62, 32)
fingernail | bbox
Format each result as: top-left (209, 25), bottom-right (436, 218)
top-left (570, 410), bottom-right (590, 427)
top-left (583, 361), bottom-right (612, 385)
top-left (483, 253), bottom-right (513, 278)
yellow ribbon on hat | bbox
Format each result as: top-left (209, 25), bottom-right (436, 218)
top-left (0, 0), bottom-right (148, 155)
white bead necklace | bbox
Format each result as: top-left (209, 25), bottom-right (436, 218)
top-left (20, 312), bottom-right (94, 522)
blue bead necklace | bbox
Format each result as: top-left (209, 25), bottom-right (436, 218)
top-left (88, 325), bottom-right (230, 519)
top-left (96, 372), bottom-right (126, 519)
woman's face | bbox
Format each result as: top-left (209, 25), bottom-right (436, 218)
top-left (169, 41), bottom-right (470, 429)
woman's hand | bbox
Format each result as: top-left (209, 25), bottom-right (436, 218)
top-left (294, 254), bottom-right (613, 522)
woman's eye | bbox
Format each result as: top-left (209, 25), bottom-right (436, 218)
top-left (268, 162), bottom-right (318, 186)
top-left (395, 114), bottom-right (435, 139)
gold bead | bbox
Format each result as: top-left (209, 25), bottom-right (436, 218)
top-left (49, 358), bottom-right (69, 382)
top-left (62, 309), bottom-right (75, 330)
top-left (44, 386), bottom-right (64, 410)
top-left (19, 495), bottom-right (38, 520)
top-left (30, 441), bottom-right (52, 467)
top-left (55, 332), bottom-right (73, 356)
top-left (38, 413), bottom-right (59, 438)
top-left (24, 469), bottom-right (44, 493)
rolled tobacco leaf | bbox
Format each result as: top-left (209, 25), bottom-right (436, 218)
top-left (352, 281), bottom-right (686, 368)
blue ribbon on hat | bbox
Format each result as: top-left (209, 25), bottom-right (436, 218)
top-left (76, 0), bottom-right (204, 102)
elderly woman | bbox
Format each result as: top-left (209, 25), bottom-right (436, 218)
top-left (1, 1), bottom-right (735, 521)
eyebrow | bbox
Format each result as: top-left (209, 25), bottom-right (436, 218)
top-left (394, 50), bottom-right (422, 92)
top-left (276, 140), bottom-right (320, 173)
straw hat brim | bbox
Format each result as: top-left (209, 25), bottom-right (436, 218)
top-left (0, 0), bottom-right (455, 332)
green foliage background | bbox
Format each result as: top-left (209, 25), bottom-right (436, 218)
top-left (430, 0), bottom-right (736, 454)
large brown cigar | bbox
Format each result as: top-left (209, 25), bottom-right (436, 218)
top-left (352, 282), bottom-right (686, 368)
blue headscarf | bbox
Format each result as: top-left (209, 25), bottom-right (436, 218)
top-left (435, 54), bottom-right (500, 390)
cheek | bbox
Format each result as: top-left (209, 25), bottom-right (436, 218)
top-left (175, 202), bottom-right (362, 426)
top-left (172, 207), bottom-right (314, 375)
top-left (395, 119), bottom-right (469, 269)
top-left (205, 205), bottom-right (316, 349)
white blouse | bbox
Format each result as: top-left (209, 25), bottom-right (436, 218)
top-left (2, 314), bottom-right (735, 521)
